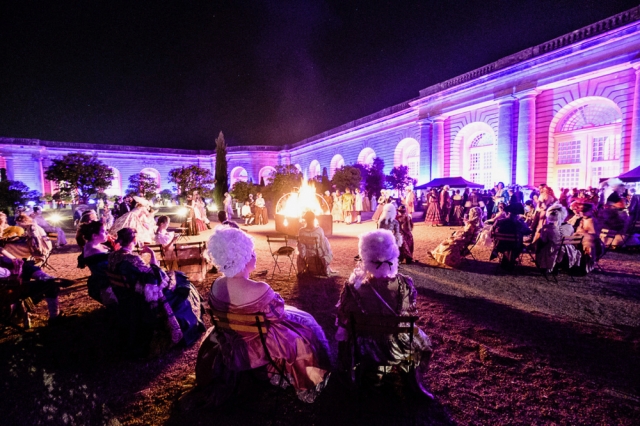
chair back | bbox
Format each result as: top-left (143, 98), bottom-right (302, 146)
top-left (266, 235), bottom-right (290, 253)
top-left (599, 228), bottom-right (619, 248)
top-left (492, 232), bottom-right (520, 243)
top-left (561, 234), bottom-right (584, 247)
top-left (174, 242), bottom-right (206, 267)
top-left (350, 313), bottom-right (419, 336)
top-left (298, 235), bottom-right (320, 254)
top-left (46, 232), bottom-right (58, 248)
top-left (209, 308), bottom-right (269, 334)
top-left (138, 243), bottom-right (167, 268)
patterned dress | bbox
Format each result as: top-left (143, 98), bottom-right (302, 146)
top-left (197, 281), bottom-right (331, 403)
top-left (424, 192), bottom-right (443, 226)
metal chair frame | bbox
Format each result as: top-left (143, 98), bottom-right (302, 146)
top-left (266, 235), bottom-right (296, 278)
top-left (491, 232), bottom-right (525, 274)
top-left (137, 243), bottom-right (169, 270)
top-left (174, 241), bottom-right (207, 278)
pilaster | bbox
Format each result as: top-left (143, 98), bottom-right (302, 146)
top-left (497, 97), bottom-right (517, 185)
top-left (516, 90), bottom-right (539, 186)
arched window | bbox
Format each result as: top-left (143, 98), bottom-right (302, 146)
top-left (140, 167), bottom-right (161, 190)
top-left (357, 147), bottom-right (377, 166)
top-left (329, 154), bottom-right (345, 179)
top-left (105, 167), bottom-right (122, 196)
top-left (230, 166), bottom-right (249, 186)
top-left (394, 138), bottom-right (420, 180)
top-left (550, 97), bottom-right (622, 189)
top-left (308, 160), bottom-right (321, 179)
top-left (258, 166), bottom-right (276, 185)
top-left (455, 122), bottom-right (496, 189)
top-left (294, 164), bottom-right (302, 173)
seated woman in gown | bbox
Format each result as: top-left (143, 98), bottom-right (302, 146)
top-left (154, 215), bottom-right (179, 264)
top-left (197, 227), bottom-right (331, 403)
top-left (336, 229), bottom-right (433, 397)
top-left (535, 204), bottom-right (581, 274)
top-left (108, 228), bottom-right (205, 354)
top-left (109, 199), bottom-right (157, 245)
top-left (2, 214), bottom-right (52, 264)
top-left (297, 210), bottom-right (333, 275)
top-left (77, 221), bottom-right (117, 307)
top-left (431, 206), bottom-right (484, 267)
top-left (568, 200), bottom-right (603, 273)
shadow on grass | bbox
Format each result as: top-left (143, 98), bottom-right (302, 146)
top-left (414, 286), bottom-right (640, 393)
top-left (0, 306), bottom-right (190, 426)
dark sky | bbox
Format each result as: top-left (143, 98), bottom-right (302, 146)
top-left (1, 0), bottom-right (638, 149)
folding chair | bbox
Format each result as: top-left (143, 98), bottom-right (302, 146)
top-left (491, 232), bottom-right (524, 274)
top-left (137, 243), bottom-right (169, 270)
top-left (346, 313), bottom-right (431, 397)
top-left (619, 220), bottom-right (640, 250)
top-left (558, 234), bottom-right (584, 281)
top-left (175, 242), bottom-right (207, 281)
top-left (266, 235), bottom-right (296, 278)
top-left (460, 232), bottom-right (479, 261)
top-left (39, 232), bottom-right (58, 271)
top-left (207, 307), bottom-right (292, 388)
top-left (297, 235), bottom-right (327, 276)
top-left (597, 228), bottom-right (619, 272)
top-left (0, 275), bottom-right (35, 329)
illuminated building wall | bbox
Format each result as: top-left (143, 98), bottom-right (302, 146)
top-left (1, 7), bottom-right (639, 195)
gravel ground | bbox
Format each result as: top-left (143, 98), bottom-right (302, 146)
top-left (1, 211), bottom-right (639, 425)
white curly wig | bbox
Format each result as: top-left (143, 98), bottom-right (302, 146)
top-left (207, 227), bottom-right (255, 277)
top-left (378, 203), bottom-right (397, 223)
top-left (546, 203), bottom-right (568, 225)
top-left (359, 229), bottom-right (399, 278)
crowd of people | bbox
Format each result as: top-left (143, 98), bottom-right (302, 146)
top-left (3, 176), bottom-right (639, 408)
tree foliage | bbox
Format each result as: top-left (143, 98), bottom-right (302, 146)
top-left (44, 153), bottom-right (113, 203)
top-left (159, 189), bottom-right (175, 204)
top-left (331, 165), bottom-right (362, 191)
top-left (213, 131), bottom-right (228, 209)
top-left (168, 165), bottom-right (215, 199)
top-left (364, 157), bottom-right (387, 197)
top-left (127, 173), bottom-right (158, 200)
top-left (264, 165), bottom-right (303, 202)
top-left (230, 181), bottom-right (256, 203)
top-left (0, 180), bottom-right (40, 213)
top-left (386, 165), bottom-right (416, 192)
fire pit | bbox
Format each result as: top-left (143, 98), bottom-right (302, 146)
top-left (274, 181), bottom-right (333, 236)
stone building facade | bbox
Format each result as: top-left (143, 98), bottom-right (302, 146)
top-left (2, 7), bottom-right (640, 196)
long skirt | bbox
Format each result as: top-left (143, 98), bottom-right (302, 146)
top-left (424, 202), bottom-right (443, 226)
top-left (450, 205), bottom-right (465, 226)
top-left (372, 204), bottom-right (384, 222)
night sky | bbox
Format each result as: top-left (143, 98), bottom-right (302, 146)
top-left (1, 0), bottom-right (638, 150)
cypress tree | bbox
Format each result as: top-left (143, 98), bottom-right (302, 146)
top-left (214, 131), bottom-right (228, 209)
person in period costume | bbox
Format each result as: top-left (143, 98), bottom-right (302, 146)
top-left (241, 201), bottom-right (255, 225)
top-left (254, 192), bottom-right (269, 225)
top-left (77, 221), bottom-right (116, 307)
top-left (424, 188), bottom-right (443, 226)
top-left (1, 249), bottom-right (73, 326)
top-left (101, 206), bottom-right (114, 231)
top-left (377, 203), bottom-right (402, 247)
top-left (354, 188), bottom-right (365, 223)
top-left (196, 227), bottom-right (331, 403)
top-left (297, 210), bottom-right (334, 275)
top-left (371, 190), bottom-right (387, 222)
top-left (154, 215), bottom-right (179, 263)
top-left (336, 229), bottom-right (433, 398)
top-left (534, 204), bottom-right (581, 275)
top-left (362, 190), bottom-right (371, 212)
top-left (490, 204), bottom-right (532, 270)
top-left (191, 192), bottom-right (210, 231)
top-left (396, 204), bottom-right (414, 264)
top-left (431, 206), bottom-right (484, 267)
top-left (405, 188), bottom-right (416, 215)
top-left (223, 192), bottom-right (234, 219)
top-left (439, 185), bottom-right (452, 225)
top-left (109, 198), bottom-right (157, 244)
top-left (370, 191), bottom-right (378, 213)
top-left (342, 188), bottom-right (355, 224)
top-left (108, 228), bottom-right (205, 355)
top-left (449, 190), bottom-right (465, 226)
top-left (4, 214), bottom-right (52, 264)
top-left (492, 182), bottom-right (509, 217)
top-left (331, 190), bottom-right (343, 223)
top-left (118, 195), bottom-right (134, 218)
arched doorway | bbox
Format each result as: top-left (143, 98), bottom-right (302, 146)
top-left (394, 138), bottom-right (420, 180)
top-left (549, 97), bottom-right (622, 189)
top-left (329, 154), bottom-right (345, 179)
top-left (258, 166), bottom-right (276, 185)
top-left (140, 167), bottom-right (161, 191)
top-left (308, 160), bottom-right (321, 179)
top-left (230, 166), bottom-right (249, 186)
top-left (357, 147), bottom-right (376, 166)
top-left (105, 167), bottom-right (122, 196)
